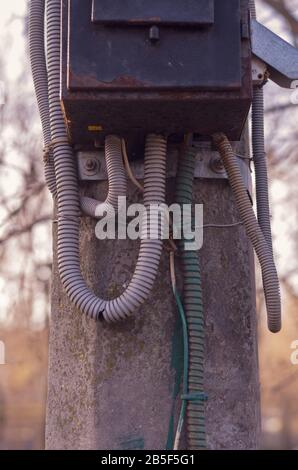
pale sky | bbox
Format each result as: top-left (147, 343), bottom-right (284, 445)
top-left (0, 0), bottom-right (27, 80)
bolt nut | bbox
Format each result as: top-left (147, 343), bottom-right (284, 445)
top-left (84, 158), bottom-right (99, 175)
top-left (209, 157), bottom-right (225, 174)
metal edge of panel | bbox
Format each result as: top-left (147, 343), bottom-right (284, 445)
top-left (91, 0), bottom-right (215, 26)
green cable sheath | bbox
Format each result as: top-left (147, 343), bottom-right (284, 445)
top-left (175, 144), bottom-right (207, 450)
top-left (173, 288), bottom-right (189, 446)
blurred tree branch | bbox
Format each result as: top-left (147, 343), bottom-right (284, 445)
top-left (0, 182), bottom-right (46, 227)
top-left (0, 215), bottom-right (51, 246)
top-left (266, 102), bottom-right (294, 114)
top-left (262, 0), bottom-right (298, 45)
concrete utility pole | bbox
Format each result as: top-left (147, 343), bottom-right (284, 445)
top-left (46, 132), bottom-right (261, 450)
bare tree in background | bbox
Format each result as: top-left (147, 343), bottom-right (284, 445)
top-left (258, 0), bottom-right (298, 293)
top-left (0, 9), bottom-right (50, 449)
top-left (0, 10), bottom-right (51, 327)
top-left (262, 0), bottom-right (298, 45)
top-left (259, 0), bottom-right (298, 450)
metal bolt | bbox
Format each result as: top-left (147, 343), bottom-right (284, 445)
top-left (149, 25), bottom-right (160, 43)
top-left (84, 158), bottom-right (100, 176)
top-left (209, 157), bottom-right (225, 174)
top-left (85, 158), bottom-right (97, 171)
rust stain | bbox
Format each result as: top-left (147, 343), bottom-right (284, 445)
top-left (108, 75), bottom-right (149, 87)
top-left (69, 69), bottom-right (152, 89)
top-left (128, 16), bottom-right (162, 24)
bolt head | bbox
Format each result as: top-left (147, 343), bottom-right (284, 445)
top-left (85, 158), bottom-right (97, 171)
top-left (210, 157), bottom-right (225, 174)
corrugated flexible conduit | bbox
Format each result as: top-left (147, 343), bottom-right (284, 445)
top-left (28, 0), bottom-right (169, 322)
top-left (103, 134), bottom-right (167, 322)
top-left (249, 0), bottom-right (274, 254)
top-left (29, 0), bottom-right (57, 197)
top-left (213, 133), bottom-right (281, 333)
top-left (79, 135), bottom-right (127, 218)
top-left (175, 144), bottom-right (207, 449)
top-left (29, 0), bottom-right (126, 219)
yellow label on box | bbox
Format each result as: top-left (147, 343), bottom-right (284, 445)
top-left (88, 125), bottom-right (103, 132)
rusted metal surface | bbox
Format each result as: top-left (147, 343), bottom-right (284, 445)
top-left (68, 0), bottom-right (241, 91)
top-left (77, 143), bottom-right (252, 197)
top-left (92, 0), bottom-right (214, 26)
top-left (61, 0), bottom-right (252, 144)
top-left (68, 70), bottom-right (153, 89)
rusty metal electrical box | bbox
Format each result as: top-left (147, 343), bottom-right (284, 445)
top-left (61, 0), bottom-right (252, 145)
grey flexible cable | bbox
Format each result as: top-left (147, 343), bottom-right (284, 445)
top-left (213, 133), bottom-right (281, 333)
top-left (47, 0), bottom-right (166, 323)
top-left (29, 0), bottom-right (57, 197)
top-left (103, 134), bottom-right (167, 322)
top-left (30, 0), bottom-right (126, 217)
top-left (80, 135), bottom-right (127, 218)
top-left (250, 0), bottom-right (273, 253)
top-left (249, 0), bottom-right (256, 19)
top-left (252, 87), bottom-right (274, 252)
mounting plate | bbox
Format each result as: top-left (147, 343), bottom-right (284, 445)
top-left (77, 145), bottom-right (252, 195)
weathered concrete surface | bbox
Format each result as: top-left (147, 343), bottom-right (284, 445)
top-left (46, 142), bottom-right (260, 450)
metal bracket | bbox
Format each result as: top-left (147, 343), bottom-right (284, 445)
top-left (77, 144), bottom-right (252, 195)
top-left (251, 19), bottom-right (298, 89)
top-left (252, 56), bottom-right (268, 86)
top-left (77, 152), bottom-right (103, 181)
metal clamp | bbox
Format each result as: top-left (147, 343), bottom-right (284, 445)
top-left (77, 144), bottom-right (252, 196)
top-left (251, 19), bottom-right (298, 89)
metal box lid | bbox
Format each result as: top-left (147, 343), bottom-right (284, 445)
top-left (62, 0), bottom-right (251, 143)
top-left (68, 0), bottom-right (242, 91)
top-left (92, 0), bottom-right (214, 26)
